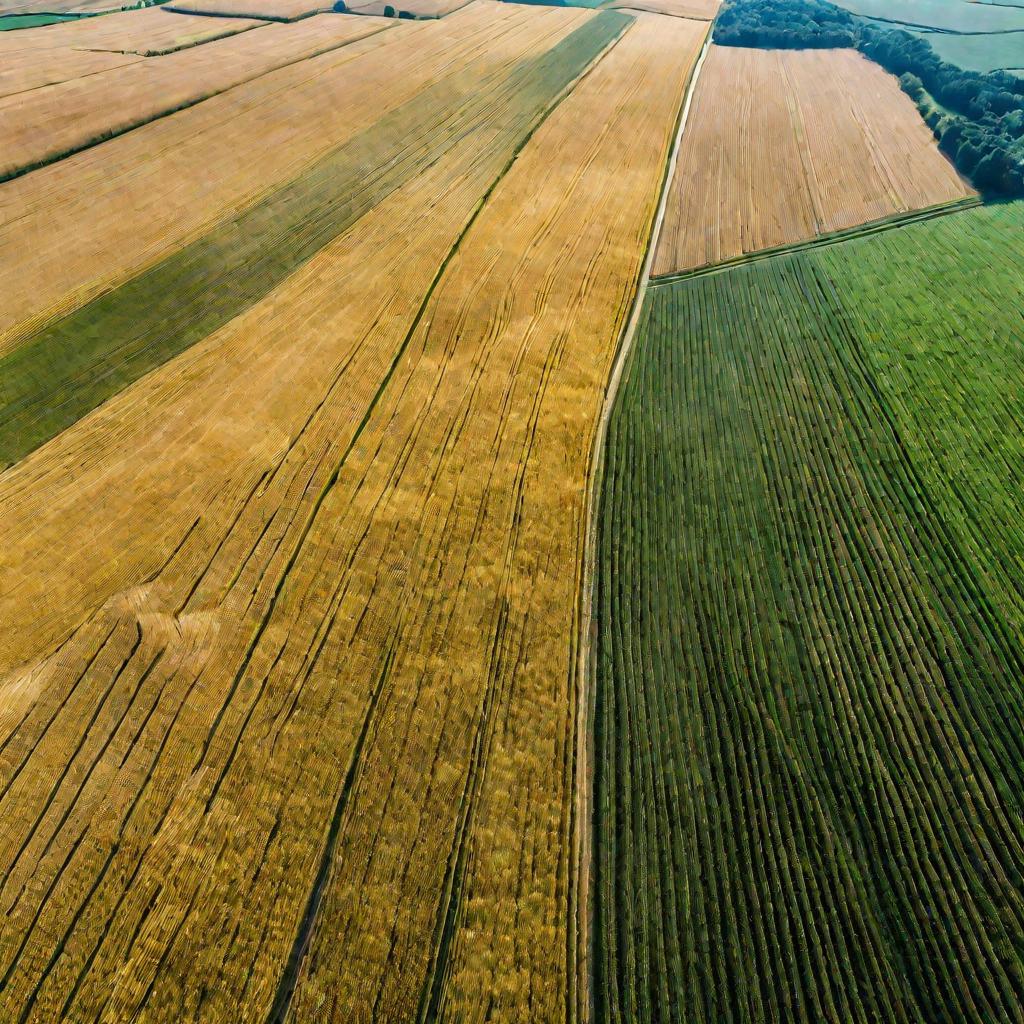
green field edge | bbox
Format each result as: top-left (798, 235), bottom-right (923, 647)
top-left (591, 204), bottom-right (1024, 1022)
top-left (649, 195), bottom-right (983, 287)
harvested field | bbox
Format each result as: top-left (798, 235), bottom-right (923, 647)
top-left (609, 0), bottom-right (718, 19)
top-left (0, 39), bottom-right (141, 96)
top-left (0, 7), bottom-right (713, 1020)
top-left (166, 0), bottom-right (333, 19)
top-left (653, 45), bottom-right (973, 276)
top-left (2, 6), bottom-right (268, 53)
top-left (0, 9), bottom-right (267, 94)
top-left (596, 201), bottom-right (1024, 1024)
top-left (0, 13), bottom-right (392, 181)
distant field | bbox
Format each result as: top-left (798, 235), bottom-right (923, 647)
top-left (910, 25), bottom-right (1024, 71)
top-left (0, 0), bottom-right (133, 14)
top-left (0, 11), bottom-right (81, 27)
top-left (832, 0), bottom-right (1024, 31)
top-left (166, 0), bottom-right (330, 18)
top-left (0, 5), bottom-right (711, 1021)
top-left (653, 45), bottom-right (973, 277)
top-left (0, 13), bottom-right (391, 180)
top-left (596, 200), bottom-right (1024, 1024)
top-left (0, 6), bottom-right (266, 59)
top-left (608, 0), bottom-right (719, 19)
top-left (0, 28), bottom-right (143, 94)
top-left (346, 0), bottom-right (469, 16)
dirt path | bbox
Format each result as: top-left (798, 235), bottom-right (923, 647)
top-left (572, 26), bottom-right (712, 1024)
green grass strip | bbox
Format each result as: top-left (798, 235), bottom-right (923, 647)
top-left (0, 9), bottom-right (630, 470)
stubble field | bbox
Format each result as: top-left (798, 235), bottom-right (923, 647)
top-left (653, 44), bottom-right (974, 276)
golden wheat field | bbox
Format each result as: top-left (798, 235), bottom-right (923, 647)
top-left (0, 9), bottom-right (267, 96)
top-left (1, 6), bottom-right (267, 52)
top-left (653, 44), bottom-right (975, 275)
top-left (0, 2), bottom-right (706, 1020)
top-left (0, 14), bottom-right (395, 180)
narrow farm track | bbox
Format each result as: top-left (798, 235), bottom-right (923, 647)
top-left (573, 23), bottom-right (709, 1024)
top-left (594, 200), bottom-right (1024, 1024)
top-left (0, 7), bottom-right (704, 1022)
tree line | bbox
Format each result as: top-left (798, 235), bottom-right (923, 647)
top-left (714, 0), bottom-right (1024, 196)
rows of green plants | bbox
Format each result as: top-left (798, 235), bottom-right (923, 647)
top-left (593, 201), bottom-right (1024, 1023)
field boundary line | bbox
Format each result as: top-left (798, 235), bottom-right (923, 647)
top-left (0, 19), bottom-right (397, 186)
top-left (572, 24), bottom-right (711, 1024)
top-left (649, 195), bottom-right (983, 286)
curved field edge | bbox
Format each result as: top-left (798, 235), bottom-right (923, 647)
top-left (592, 199), bottom-right (1024, 1023)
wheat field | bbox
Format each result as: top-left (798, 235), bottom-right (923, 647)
top-left (653, 45), bottom-right (974, 276)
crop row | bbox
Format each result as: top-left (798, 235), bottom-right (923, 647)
top-left (595, 202), bottom-right (1024, 1023)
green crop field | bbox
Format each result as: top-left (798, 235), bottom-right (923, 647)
top-left (831, 0), bottom-right (1024, 31)
top-left (910, 26), bottom-right (1024, 72)
top-left (594, 200), bottom-right (1024, 1024)
top-left (0, 11), bottom-right (83, 26)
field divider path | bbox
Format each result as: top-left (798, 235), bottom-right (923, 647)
top-left (573, 23), bottom-right (710, 1024)
top-left (649, 194), bottom-right (982, 286)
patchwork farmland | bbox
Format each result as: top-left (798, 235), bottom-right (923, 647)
top-left (3, 0), bottom-right (1024, 1020)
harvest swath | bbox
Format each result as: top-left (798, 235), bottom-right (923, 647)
top-left (595, 201), bottom-right (1024, 1024)
top-left (0, 5), bottom-right (706, 1020)
top-left (653, 44), bottom-right (973, 276)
